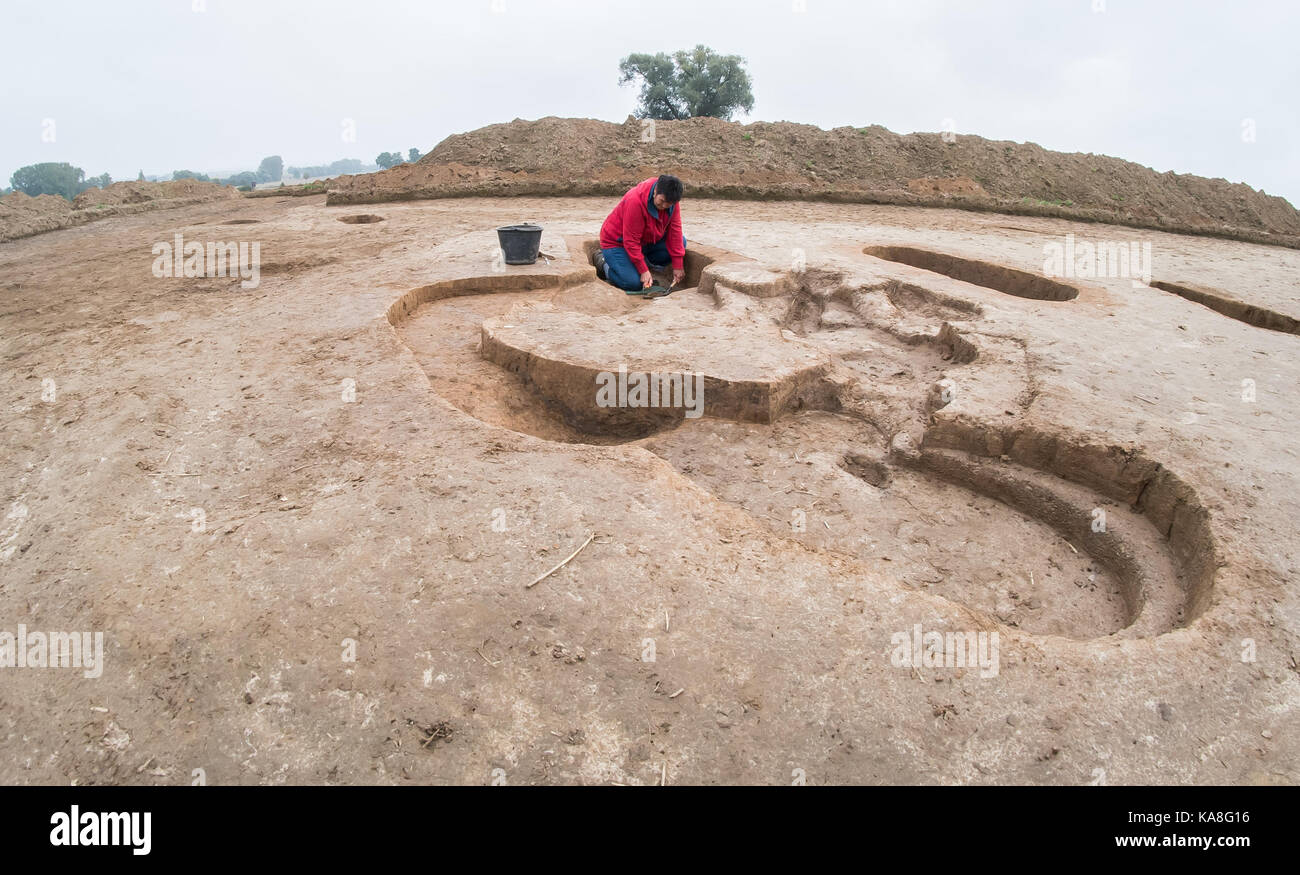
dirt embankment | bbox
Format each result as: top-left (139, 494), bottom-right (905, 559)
top-left (245, 179), bottom-right (333, 198)
top-left (326, 116), bottom-right (1300, 248)
top-left (0, 179), bottom-right (240, 243)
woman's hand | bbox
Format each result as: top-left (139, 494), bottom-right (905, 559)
top-left (672, 268), bottom-right (686, 287)
top-left (640, 271), bottom-right (653, 289)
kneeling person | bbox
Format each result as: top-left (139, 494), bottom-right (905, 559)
top-left (597, 174), bottom-right (686, 292)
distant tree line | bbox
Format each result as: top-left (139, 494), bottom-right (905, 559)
top-left (376, 148), bottom-right (422, 169)
top-left (7, 163), bottom-right (113, 200)
top-left (172, 156), bottom-right (281, 191)
top-left (7, 147), bottom-right (425, 199)
top-left (287, 158), bottom-right (377, 179)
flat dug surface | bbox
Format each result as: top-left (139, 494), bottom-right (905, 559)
top-left (1, 193), bottom-right (1297, 785)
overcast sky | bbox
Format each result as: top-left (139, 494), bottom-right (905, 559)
top-left (4, 0), bottom-right (1296, 204)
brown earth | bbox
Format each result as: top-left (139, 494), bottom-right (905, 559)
top-left (324, 116), bottom-right (1300, 249)
top-left (245, 180), bottom-right (333, 199)
top-left (1, 193), bottom-right (1297, 785)
top-left (0, 180), bottom-right (238, 244)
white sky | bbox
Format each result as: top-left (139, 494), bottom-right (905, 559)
top-left (3, 0), bottom-right (1296, 204)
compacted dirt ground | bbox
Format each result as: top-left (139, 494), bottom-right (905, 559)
top-left (1, 193), bottom-right (1297, 785)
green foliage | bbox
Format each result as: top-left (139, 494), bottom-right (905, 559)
top-left (223, 171), bottom-right (260, 189)
top-left (375, 150), bottom-right (422, 170)
top-left (618, 44), bottom-right (754, 121)
top-left (257, 155), bottom-right (284, 183)
top-left (286, 158), bottom-right (370, 179)
top-left (172, 170), bottom-right (211, 182)
top-left (10, 162), bottom-right (87, 199)
top-left (137, 170), bottom-right (145, 181)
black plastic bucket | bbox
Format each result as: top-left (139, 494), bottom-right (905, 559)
top-left (496, 224), bottom-right (543, 265)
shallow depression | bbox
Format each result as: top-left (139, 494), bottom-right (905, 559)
top-left (864, 245), bottom-right (1080, 301)
top-left (390, 243), bottom-right (1212, 641)
top-left (643, 414), bottom-right (1132, 639)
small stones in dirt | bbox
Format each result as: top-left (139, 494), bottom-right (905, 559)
top-left (407, 718), bottom-right (454, 750)
top-left (550, 643), bottom-right (586, 664)
top-left (100, 721), bottom-right (131, 752)
top-left (1157, 702), bottom-right (1174, 721)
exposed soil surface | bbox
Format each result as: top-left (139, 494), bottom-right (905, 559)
top-left (1, 194), bottom-right (1297, 786)
top-left (326, 117), bottom-right (1300, 248)
top-left (1150, 279), bottom-right (1300, 336)
top-left (0, 180), bottom-right (238, 243)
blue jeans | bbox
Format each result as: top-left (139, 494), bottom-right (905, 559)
top-left (602, 236), bottom-right (685, 291)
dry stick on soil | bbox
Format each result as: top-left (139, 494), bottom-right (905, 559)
top-left (526, 532), bottom-right (595, 588)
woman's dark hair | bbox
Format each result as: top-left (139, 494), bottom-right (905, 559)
top-left (656, 174), bottom-right (684, 203)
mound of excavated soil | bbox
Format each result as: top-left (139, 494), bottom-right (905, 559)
top-left (326, 116), bottom-right (1300, 248)
top-left (0, 192), bottom-right (77, 241)
top-left (71, 179), bottom-right (238, 209)
top-left (0, 180), bottom-right (239, 243)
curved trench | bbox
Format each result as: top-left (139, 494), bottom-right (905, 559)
top-left (386, 247), bottom-right (1218, 640)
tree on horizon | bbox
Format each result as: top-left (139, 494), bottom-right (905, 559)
top-left (619, 45), bottom-right (754, 121)
top-left (10, 162), bottom-right (112, 200)
top-left (257, 155), bottom-right (284, 183)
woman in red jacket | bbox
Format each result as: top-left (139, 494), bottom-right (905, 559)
top-left (596, 174), bottom-right (686, 293)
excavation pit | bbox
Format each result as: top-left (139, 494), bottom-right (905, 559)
top-left (579, 237), bottom-right (728, 293)
top-left (1151, 279), bottom-right (1300, 335)
top-left (645, 416), bottom-right (1138, 638)
top-left (338, 214), bottom-right (385, 224)
top-left (390, 231), bottom-right (1217, 640)
top-left (481, 305), bottom-right (837, 437)
top-left (864, 245), bottom-right (1080, 301)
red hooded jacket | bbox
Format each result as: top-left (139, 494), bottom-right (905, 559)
top-left (599, 177), bottom-right (685, 274)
